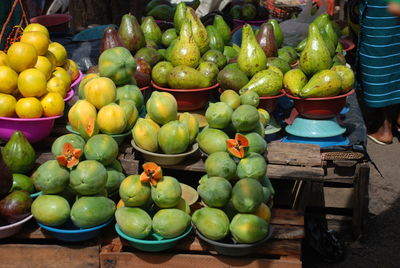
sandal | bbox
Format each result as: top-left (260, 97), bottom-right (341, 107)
top-left (368, 134), bottom-right (392, 145)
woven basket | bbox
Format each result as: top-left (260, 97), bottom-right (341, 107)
top-left (263, 0), bottom-right (303, 20)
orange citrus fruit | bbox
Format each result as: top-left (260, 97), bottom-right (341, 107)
top-left (34, 56), bottom-right (53, 80)
top-left (7, 42), bottom-right (38, 72)
top-left (47, 76), bottom-right (68, 98)
top-left (40, 92), bottom-right (65, 117)
top-left (62, 59), bottom-right (79, 81)
top-left (52, 67), bottom-right (72, 87)
top-left (47, 42), bottom-right (67, 66)
top-left (15, 97), bottom-right (43, 118)
top-left (20, 31), bottom-right (50, 56)
top-left (0, 93), bottom-right (17, 117)
top-left (0, 51), bottom-right (9, 66)
top-left (0, 66), bottom-right (18, 94)
top-left (24, 23), bottom-right (50, 39)
top-left (44, 50), bottom-right (57, 70)
top-left (18, 68), bottom-right (47, 97)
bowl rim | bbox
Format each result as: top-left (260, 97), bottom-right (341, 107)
top-left (151, 81), bottom-right (219, 92)
top-left (0, 114), bottom-right (63, 121)
top-left (0, 214), bottom-right (33, 230)
top-left (115, 223), bottom-right (192, 244)
top-left (64, 88), bottom-right (75, 102)
top-left (65, 124), bottom-right (132, 137)
top-left (70, 70), bottom-right (83, 88)
top-left (259, 89), bottom-right (285, 99)
top-left (232, 18), bottom-right (268, 24)
top-left (140, 85), bottom-right (150, 92)
top-left (131, 139), bottom-right (199, 157)
top-left (284, 88), bottom-right (355, 101)
top-left (37, 217), bottom-right (113, 234)
top-left (195, 225), bottom-right (273, 248)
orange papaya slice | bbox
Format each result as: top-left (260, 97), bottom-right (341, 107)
top-left (140, 162), bottom-right (163, 186)
top-left (226, 133), bottom-right (249, 159)
top-left (56, 142), bottom-right (82, 168)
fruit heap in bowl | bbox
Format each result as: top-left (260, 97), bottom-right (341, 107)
top-left (0, 150), bottom-right (33, 233)
top-left (198, 90), bottom-right (269, 156)
top-left (219, 20), bottom-right (290, 113)
top-left (30, 133), bottom-right (126, 230)
top-left (193, 131), bottom-right (274, 245)
top-left (70, 52), bottom-right (144, 139)
top-left (0, 23), bottom-right (79, 119)
top-left (151, 7), bottom-right (232, 90)
top-left (285, 14), bottom-right (355, 98)
top-left (115, 162), bottom-right (191, 245)
top-left (132, 91), bottom-right (198, 155)
top-left (1, 131), bottom-right (42, 198)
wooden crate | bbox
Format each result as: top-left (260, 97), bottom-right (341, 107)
top-left (131, 142), bottom-right (369, 240)
top-left (100, 209), bottom-right (304, 268)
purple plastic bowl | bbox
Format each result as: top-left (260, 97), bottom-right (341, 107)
top-left (0, 114), bottom-right (63, 143)
top-left (233, 18), bottom-right (268, 27)
top-left (0, 214), bottom-right (33, 239)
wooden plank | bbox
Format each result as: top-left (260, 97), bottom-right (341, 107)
top-left (270, 209), bottom-right (304, 226)
top-left (352, 163), bottom-right (370, 239)
top-left (267, 164), bottom-right (324, 180)
top-left (265, 142), bottom-right (322, 167)
top-left (0, 244), bottom-right (99, 268)
top-left (323, 187), bottom-right (354, 209)
top-left (174, 236), bottom-right (301, 257)
top-left (100, 252), bottom-right (302, 268)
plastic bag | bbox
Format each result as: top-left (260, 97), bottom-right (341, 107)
top-left (279, 0), bottom-right (327, 46)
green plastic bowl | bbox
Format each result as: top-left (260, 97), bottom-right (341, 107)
top-left (66, 124), bottom-right (131, 145)
top-left (115, 224), bottom-right (192, 252)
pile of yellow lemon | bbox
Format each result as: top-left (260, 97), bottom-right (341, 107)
top-left (0, 23), bottom-right (79, 119)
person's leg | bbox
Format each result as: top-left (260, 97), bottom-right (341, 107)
top-left (368, 106), bottom-right (393, 144)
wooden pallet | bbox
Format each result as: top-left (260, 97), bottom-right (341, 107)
top-left (100, 208), bottom-right (304, 268)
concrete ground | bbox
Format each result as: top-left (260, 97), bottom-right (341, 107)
top-left (305, 136), bottom-right (400, 267)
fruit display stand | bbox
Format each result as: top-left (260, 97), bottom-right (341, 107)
top-left (150, 140), bottom-right (369, 240)
top-left (99, 208), bottom-right (304, 268)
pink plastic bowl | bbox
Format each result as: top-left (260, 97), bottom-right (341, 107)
top-left (0, 214), bottom-right (33, 239)
top-left (30, 14), bottom-right (71, 32)
top-left (70, 70), bottom-right (83, 91)
top-left (151, 81), bottom-right (219, 111)
top-left (0, 114), bottom-right (63, 143)
top-left (64, 89), bottom-right (74, 102)
top-left (285, 89), bottom-right (355, 119)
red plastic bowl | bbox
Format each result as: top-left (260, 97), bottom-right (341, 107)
top-left (140, 86), bottom-right (150, 92)
top-left (258, 90), bottom-right (285, 113)
top-left (339, 38), bottom-right (355, 52)
top-left (30, 14), bottom-right (71, 33)
top-left (151, 81), bottom-right (219, 111)
top-left (285, 89), bottom-right (355, 119)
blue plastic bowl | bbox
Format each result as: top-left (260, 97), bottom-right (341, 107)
top-left (285, 117), bottom-right (346, 138)
top-left (37, 217), bottom-right (113, 242)
top-left (30, 192), bottom-right (42, 199)
top-left (115, 224), bottom-right (192, 252)
top-left (66, 124), bottom-right (131, 145)
top-left (282, 135), bottom-right (350, 147)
